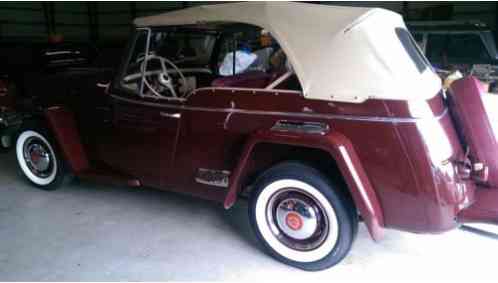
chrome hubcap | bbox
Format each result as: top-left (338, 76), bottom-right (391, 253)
top-left (276, 198), bottom-right (318, 240)
top-left (267, 189), bottom-right (329, 251)
top-left (23, 137), bottom-right (53, 178)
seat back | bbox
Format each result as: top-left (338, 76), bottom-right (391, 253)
top-left (211, 71), bottom-right (271, 88)
top-left (448, 76), bottom-right (498, 187)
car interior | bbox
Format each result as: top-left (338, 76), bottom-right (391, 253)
top-left (119, 23), bottom-right (303, 100)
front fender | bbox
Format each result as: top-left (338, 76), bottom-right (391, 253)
top-left (44, 106), bottom-right (89, 174)
top-left (224, 129), bottom-right (385, 241)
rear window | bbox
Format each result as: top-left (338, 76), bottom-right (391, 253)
top-left (395, 27), bottom-right (430, 73)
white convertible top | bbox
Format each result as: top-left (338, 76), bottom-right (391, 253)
top-left (135, 2), bottom-right (441, 103)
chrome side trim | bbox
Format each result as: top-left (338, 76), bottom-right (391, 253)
top-left (0, 110), bottom-right (24, 127)
top-left (192, 86), bottom-right (303, 95)
top-left (160, 112), bottom-right (181, 119)
top-left (195, 168), bottom-right (230, 188)
top-left (271, 120), bottom-right (330, 135)
top-left (110, 94), bottom-right (448, 124)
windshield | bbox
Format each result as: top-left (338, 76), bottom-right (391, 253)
top-left (148, 30), bottom-right (217, 67)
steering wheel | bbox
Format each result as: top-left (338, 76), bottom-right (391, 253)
top-left (141, 54), bottom-right (188, 98)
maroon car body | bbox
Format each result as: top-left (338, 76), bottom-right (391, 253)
top-left (12, 2), bottom-right (498, 271)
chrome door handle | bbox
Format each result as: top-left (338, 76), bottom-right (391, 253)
top-left (160, 112), bottom-right (181, 119)
top-left (96, 82), bottom-right (110, 88)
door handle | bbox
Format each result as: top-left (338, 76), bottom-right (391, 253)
top-left (96, 82), bottom-right (110, 88)
top-left (160, 112), bottom-right (181, 119)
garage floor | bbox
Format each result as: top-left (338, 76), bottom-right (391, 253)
top-left (1, 151), bottom-right (497, 281)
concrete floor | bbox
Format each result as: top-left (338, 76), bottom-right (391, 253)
top-left (1, 151), bottom-right (498, 281)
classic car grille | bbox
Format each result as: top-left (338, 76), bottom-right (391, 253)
top-left (0, 109), bottom-right (24, 127)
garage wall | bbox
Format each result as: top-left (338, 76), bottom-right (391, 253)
top-left (0, 2), bottom-right (46, 41)
top-left (0, 2), bottom-right (496, 44)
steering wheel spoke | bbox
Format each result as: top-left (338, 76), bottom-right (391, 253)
top-left (141, 54), bottom-right (187, 99)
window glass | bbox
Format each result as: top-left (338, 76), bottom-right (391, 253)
top-left (412, 33), bottom-right (425, 51)
top-left (141, 30), bottom-right (217, 98)
top-left (117, 25), bottom-right (302, 97)
top-left (119, 29), bottom-right (217, 98)
top-left (216, 27), bottom-right (290, 76)
top-left (120, 30), bottom-right (148, 95)
top-left (412, 33), bottom-right (424, 43)
top-left (148, 31), bottom-right (216, 67)
top-left (395, 28), bottom-right (429, 73)
top-left (212, 25), bottom-right (300, 91)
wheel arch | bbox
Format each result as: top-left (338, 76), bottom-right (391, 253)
top-left (224, 129), bottom-right (385, 241)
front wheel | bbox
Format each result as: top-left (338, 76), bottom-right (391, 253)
top-left (15, 126), bottom-right (66, 190)
top-left (249, 162), bottom-right (358, 271)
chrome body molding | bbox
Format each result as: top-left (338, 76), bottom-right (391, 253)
top-left (195, 168), bottom-right (230, 188)
top-left (0, 110), bottom-right (24, 127)
top-left (159, 112), bottom-right (181, 119)
top-left (271, 120), bottom-right (330, 135)
top-left (110, 94), bottom-right (448, 124)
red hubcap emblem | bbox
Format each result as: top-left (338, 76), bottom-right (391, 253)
top-left (285, 212), bottom-right (303, 231)
top-left (31, 151), bottom-right (40, 163)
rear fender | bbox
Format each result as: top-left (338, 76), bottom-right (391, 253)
top-left (44, 106), bottom-right (89, 174)
top-left (224, 129), bottom-right (385, 241)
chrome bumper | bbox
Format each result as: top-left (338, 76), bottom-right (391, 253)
top-left (0, 109), bottom-right (23, 128)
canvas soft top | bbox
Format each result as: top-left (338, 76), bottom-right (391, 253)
top-left (135, 2), bottom-right (441, 103)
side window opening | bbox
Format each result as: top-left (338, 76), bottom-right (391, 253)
top-left (116, 24), bottom-right (303, 99)
top-left (212, 25), bottom-right (302, 92)
top-left (119, 29), bottom-right (149, 95)
top-left (412, 33), bottom-right (426, 52)
top-left (395, 27), bottom-right (430, 73)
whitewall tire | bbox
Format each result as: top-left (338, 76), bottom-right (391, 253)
top-left (249, 162), bottom-right (357, 271)
top-left (15, 126), bottom-right (66, 190)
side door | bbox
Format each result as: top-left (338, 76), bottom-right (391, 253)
top-left (171, 91), bottom-right (242, 201)
top-left (105, 96), bottom-right (181, 188)
top-left (98, 28), bottom-right (180, 187)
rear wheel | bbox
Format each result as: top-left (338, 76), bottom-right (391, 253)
top-left (15, 125), bottom-right (66, 190)
top-left (249, 162), bottom-right (357, 271)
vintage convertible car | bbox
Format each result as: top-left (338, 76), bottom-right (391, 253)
top-left (12, 2), bottom-right (498, 270)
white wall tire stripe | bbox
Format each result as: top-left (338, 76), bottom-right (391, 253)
top-left (16, 130), bottom-right (57, 186)
top-left (255, 179), bottom-right (339, 263)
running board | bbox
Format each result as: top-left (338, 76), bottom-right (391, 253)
top-left (77, 168), bottom-right (141, 187)
top-left (458, 188), bottom-right (498, 225)
top-left (460, 225), bottom-right (498, 240)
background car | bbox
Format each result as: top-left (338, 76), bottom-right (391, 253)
top-left (408, 20), bottom-right (498, 91)
top-left (0, 41), bottom-right (123, 152)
